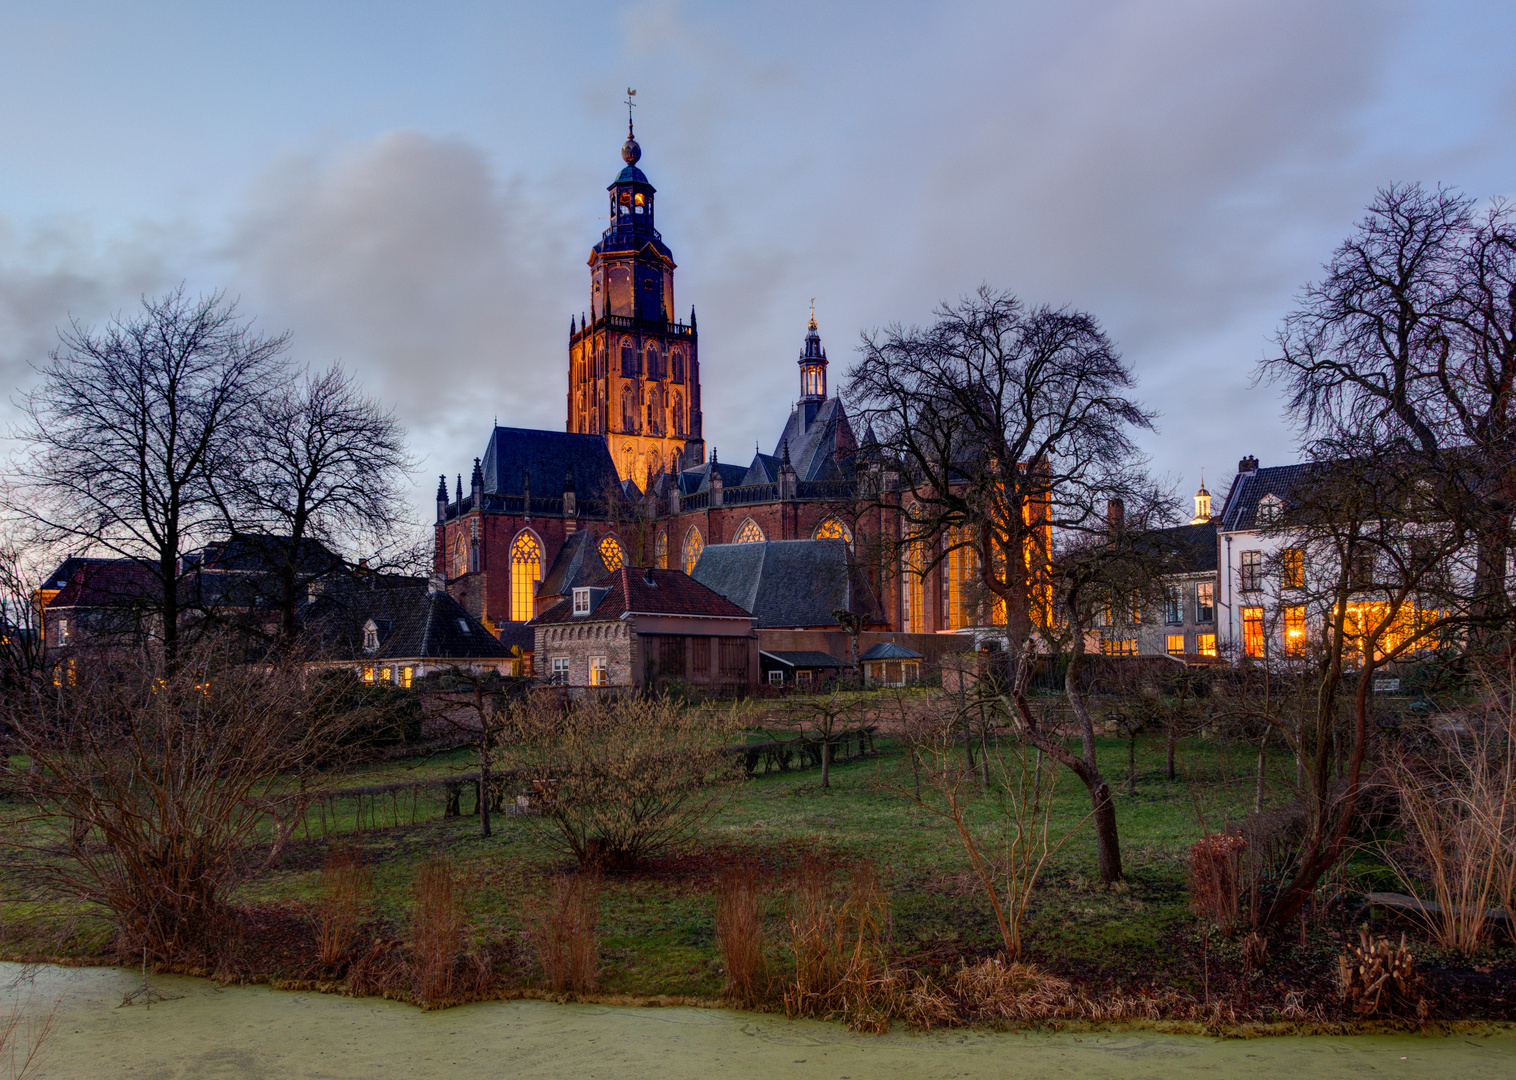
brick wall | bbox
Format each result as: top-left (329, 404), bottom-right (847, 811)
top-left (534, 619), bottom-right (636, 687)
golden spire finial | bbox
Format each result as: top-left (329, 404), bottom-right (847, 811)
top-left (808, 297), bottom-right (817, 331)
top-left (625, 87), bottom-right (637, 138)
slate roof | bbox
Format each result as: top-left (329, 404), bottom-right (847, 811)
top-left (533, 567), bottom-right (754, 625)
top-left (40, 557), bottom-right (129, 594)
top-left (742, 452), bottom-right (781, 485)
top-left (537, 528), bottom-right (618, 601)
top-left (1218, 463), bottom-right (1320, 532)
top-left (771, 398), bottom-right (857, 482)
top-left (480, 427), bottom-right (622, 501)
top-left (859, 642), bottom-right (924, 662)
top-left (45, 559), bottom-right (161, 608)
top-left (184, 534), bottom-right (345, 576)
top-left (690, 540), bottom-right (884, 628)
top-left (676, 459), bottom-right (749, 494)
top-left (761, 650), bottom-right (849, 669)
top-left (1151, 522), bottom-right (1218, 575)
top-left (299, 579), bottom-right (511, 661)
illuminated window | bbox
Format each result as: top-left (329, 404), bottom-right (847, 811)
top-left (380, 667), bottom-right (392, 683)
top-left (1282, 548), bottom-right (1305, 590)
top-left (633, 192), bottom-right (645, 212)
top-left (903, 541), bottom-right (925, 633)
top-left (510, 532), bottom-right (543, 622)
top-left (655, 532), bottom-right (668, 569)
top-left (1283, 605), bottom-right (1306, 655)
top-left (814, 518), bottom-right (852, 545)
top-left (362, 666), bottom-right (374, 683)
top-left (599, 535), bottom-right (624, 572)
top-left (1242, 607), bottom-right (1265, 657)
top-left (1130, 594), bottom-right (1142, 625)
top-left (1196, 582), bottom-right (1214, 622)
top-left (451, 533), bottom-right (468, 578)
top-left (947, 527), bottom-right (976, 630)
top-left (401, 666), bottom-right (413, 688)
top-left (733, 518), bottom-right (765, 544)
top-left (1102, 638), bottom-right (1137, 657)
top-left (682, 527), bottom-right (705, 574)
top-left (1167, 634), bottom-right (1186, 656)
top-left (1197, 633), bottom-right (1217, 657)
top-left (589, 656), bottom-right (608, 686)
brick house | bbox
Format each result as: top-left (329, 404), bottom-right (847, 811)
top-left (531, 566), bottom-right (758, 693)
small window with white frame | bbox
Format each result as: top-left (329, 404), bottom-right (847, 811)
top-left (589, 656), bottom-right (608, 686)
top-left (768, 669), bottom-right (785, 686)
top-left (550, 657), bottom-right (569, 683)
top-left (573, 587), bottom-right (592, 615)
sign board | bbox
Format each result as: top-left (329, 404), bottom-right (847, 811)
top-left (1373, 678), bottom-right (1401, 693)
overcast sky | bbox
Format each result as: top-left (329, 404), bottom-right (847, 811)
top-left (2, 0), bottom-right (1513, 533)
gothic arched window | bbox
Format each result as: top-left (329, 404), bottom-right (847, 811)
top-left (646, 343), bottom-right (661, 379)
top-left (621, 388), bottom-right (637, 433)
top-left (655, 532), bottom-right (668, 569)
top-left (599, 535), bottom-right (624, 572)
top-left (814, 518), bottom-right (852, 545)
top-left (510, 531), bottom-right (543, 622)
top-left (670, 347), bottom-right (683, 383)
top-left (671, 392), bottom-right (683, 436)
top-left (451, 533), bottom-right (468, 578)
top-left (682, 527), bottom-right (704, 574)
top-left (733, 518), bottom-right (765, 544)
top-left (620, 340), bottom-right (637, 378)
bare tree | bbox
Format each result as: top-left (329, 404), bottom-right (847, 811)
top-left (221, 364), bottom-right (413, 645)
top-left (10, 289), bottom-right (287, 664)
top-left (848, 286), bottom-right (1160, 882)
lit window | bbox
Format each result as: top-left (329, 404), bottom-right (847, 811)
top-left (589, 656), bottom-right (608, 686)
top-left (1282, 548), bottom-right (1305, 590)
top-left (1197, 633), bottom-right (1217, 657)
top-left (814, 518), bottom-right (853, 545)
top-left (655, 532), bottom-right (668, 569)
top-left (380, 667), bottom-right (392, 683)
top-left (510, 532), bottom-right (543, 622)
top-left (1196, 582), bottom-right (1214, 622)
top-left (599, 536), bottom-right (624, 572)
top-left (1167, 634), bottom-right (1186, 656)
top-left (362, 666), bottom-right (375, 683)
top-left (1242, 607), bottom-right (1266, 657)
top-left (682, 527), bottom-right (705, 573)
top-left (1102, 638), bottom-right (1138, 657)
top-left (733, 518), bottom-right (765, 544)
top-left (401, 666), bottom-right (413, 688)
top-left (1283, 605), bottom-right (1306, 655)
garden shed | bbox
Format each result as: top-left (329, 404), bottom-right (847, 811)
top-left (859, 641), bottom-right (923, 687)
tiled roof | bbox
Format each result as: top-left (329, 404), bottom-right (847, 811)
top-left (299, 579), bottom-right (510, 661)
top-left (859, 642), bottom-right (924, 661)
top-left (480, 426), bottom-right (622, 501)
top-left (537, 528), bottom-right (618, 602)
top-left (690, 540), bottom-right (883, 628)
top-left (761, 650), bottom-right (849, 668)
top-left (1151, 522), bottom-right (1218, 574)
top-left (1218, 463), bottom-right (1321, 532)
top-left (533, 566), bottom-right (754, 625)
top-left (771, 398), bottom-right (857, 482)
top-left (742, 452), bottom-right (781, 485)
top-left (46, 560), bottom-right (161, 608)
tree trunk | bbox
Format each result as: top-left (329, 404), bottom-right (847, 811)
top-left (1254, 730), bottom-right (1268, 814)
top-left (821, 737), bottom-right (832, 790)
top-left (1126, 734), bottom-right (1137, 795)
top-left (479, 753), bottom-right (493, 838)
top-left (1165, 722), bottom-right (1177, 781)
top-left (1091, 780), bottom-right (1123, 883)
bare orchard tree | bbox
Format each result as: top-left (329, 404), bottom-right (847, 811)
top-left (0, 526), bottom-right (51, 700)
top-left (847, 286), bottom-right (1160, 882)
top-left (221, 364), bottom-right (413, 645)
top-left (10, 289), bottom-right (288, 664)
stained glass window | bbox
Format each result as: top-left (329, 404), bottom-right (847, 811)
top-left (814, 518), bottom-right (852, 544)
top-left (599, 535), bottom-right (624, 572)
top-left (682, 527), bottom-right (704, 574)
top-left (655, 532), bottom-right (668, 569)
top-left (510, 532), bottom-right (543, 622)
top-left (733, 518), bottom-right (765, 544)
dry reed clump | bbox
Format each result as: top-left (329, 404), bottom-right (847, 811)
top-left (315, 845), bottom-right (370, 969)
top-left (527, 873), bottom-right (601, 995)
top-left (408, 857), bottom-right (491, 1008)
top-left (946, 958), bottom-right (1075, 1022)
top-left (1188, 833), bottom-right (1249, 933)
top-left (783, 855), bottom-right (905, 1033)
top-left (1337, 930), bottom-right (1426, 1019)
top-left (714, 864), bottom-right (766, 1007)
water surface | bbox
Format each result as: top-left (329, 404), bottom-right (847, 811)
top-left (4, 963), bottom-right (1513, 1080)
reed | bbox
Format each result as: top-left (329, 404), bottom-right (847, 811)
top-left (528, 873), bottom-right (601, 994)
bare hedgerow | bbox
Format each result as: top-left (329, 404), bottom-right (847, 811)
top-left (499, 695), bottom-right (744, 872)
top-left (0, 634), bottom-right (362, 965)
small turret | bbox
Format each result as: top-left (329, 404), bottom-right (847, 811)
top-left (563, 465), bottom-right (577, 525)
top-left (470, 458), bottom-right (483, 504)
top-left (436, 475), bottom-right (448, 523)
top-left (1191, 474), bottom-right (1214, 524)
top-left (798, 302), bottom-right (828, 404)
top-left (455, 474), bottom-right (463, 504)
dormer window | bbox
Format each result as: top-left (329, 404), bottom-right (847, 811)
top-left (573, 587), bottom-right (592, 615)
top-left (362, 619), bottom-right (379, 654)
top-left (1257, 494), bottom-right (1283, 525)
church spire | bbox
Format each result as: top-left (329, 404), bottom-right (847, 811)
top-left (798, 302), bottom-right (827, 404)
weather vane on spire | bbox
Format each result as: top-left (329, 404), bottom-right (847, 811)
top-left (625, 87), bottom-right (637, 138)
top-left (808, 297), bottom-right (817, 331)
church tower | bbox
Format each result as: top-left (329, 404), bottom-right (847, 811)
top-left (567, 96), bottom-right (703, 490)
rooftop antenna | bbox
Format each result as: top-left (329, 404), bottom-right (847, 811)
top-left (625, 87), bottom-right (637, 138)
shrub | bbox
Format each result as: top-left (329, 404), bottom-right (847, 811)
top-left (500, 695), bottom-right (743, 871)
top-left (527, 873), bottom-right (600, 994)
top-left (783, 855), bottom-right (901, 1032)
top-left (408, 857), bottom-right (489, 1007)
top-left (315, 844), bottom-right (370, 969)
top-left (1188, 833), bottom-right (1249, 933)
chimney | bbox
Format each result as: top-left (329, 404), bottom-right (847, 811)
top-left (1106, 498), bottom-right (1125, 531)
top-left (1239, 455), bottom-right (1259, 475)
top-left (709, 449), bottom-right (723, 507)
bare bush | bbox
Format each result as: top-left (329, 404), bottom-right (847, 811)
top-left (500, 695), bottom-right (743, 871)
top-left (527, 873), bottom-right (601, 994)
top-left (1337, 930), bottom-right (1426, 1018)
top-left (783, 856), bottom-right (901, 1033)
top-left (714, 864), bottom-right (766, 1006)
top-left (315, 845), bottom-right (370, 969)
top-left (408, 857), bottom-right (489, 1007)
top-left (1188, 833), bottom-right (1249, 933)
top-left (0, 636), bottom-right (358, 963)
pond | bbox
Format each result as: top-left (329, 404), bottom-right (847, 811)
top-left (3, 963), bottom-right (1514, 1079)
